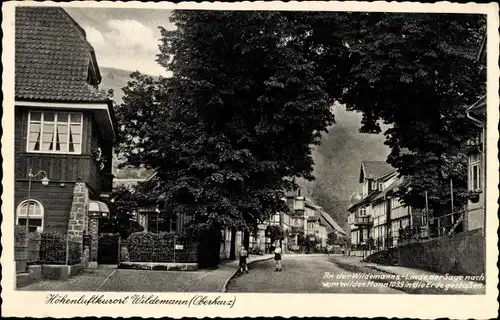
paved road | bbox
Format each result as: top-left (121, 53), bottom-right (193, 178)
top-left (226, 254), bottom-right (401, 293)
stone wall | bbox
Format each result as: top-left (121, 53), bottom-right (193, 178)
top-left (67, 181), bottom-right (89, 244)
top-left (395, 229), bottom-right (484, 276)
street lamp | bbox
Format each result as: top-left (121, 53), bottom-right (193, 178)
top-left (25, 169), bottom-right (50, 236)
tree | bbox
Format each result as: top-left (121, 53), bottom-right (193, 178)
top-left (100, 185), bottom-right (146, 239)
top-left (116, 11), bottom-right (336, 244)
top-left (318, 13), bottom-right (485, 214)
top-left (265, 225), bottom-right (284, 244)
top-left (327, 231), bottom-right (337, 246)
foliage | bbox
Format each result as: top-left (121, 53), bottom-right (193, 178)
top-left (327, 231), bottom-right (337, 245)
top-left (115, 11), bottom-right (485, 237)
top-left (116, 11), bottom-right (336, 232)
top-left (39, 231), bottom-right (66, 264)
top-left (126, 231), bottom-right (197, 263)
top-left (265, 225), bottom-right (284, 243)
top-left (14, 225), bottom-right (26, 244)
top-left (100, 185), bottom-right (146, 239)
top-left (332, 13), bottom-right (485, 213)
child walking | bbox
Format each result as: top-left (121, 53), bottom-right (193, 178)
top-left (274, 243), bottom-right (282, 272)
top-left (239, 246), bottom-right (249, 274)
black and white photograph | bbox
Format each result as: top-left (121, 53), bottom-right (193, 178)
top-left (2, 1), bottom-right (498, 319)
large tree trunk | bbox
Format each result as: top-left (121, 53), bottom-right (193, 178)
top-left (243, 230), bottom-right (250, 250)
top-left (229, 227), bottom-right (236, 260)
top-left (197, 225), bottom-right (221, 268)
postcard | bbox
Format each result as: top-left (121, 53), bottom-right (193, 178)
top-left (2, 1), bottom-right (499, 318)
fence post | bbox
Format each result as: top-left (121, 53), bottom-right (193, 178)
top-left (173, 237), bottom-right (176, 263)
top-left (117, 235), bottom-right (121, 265)
top-left (65, 234), bottom-right (69, 265)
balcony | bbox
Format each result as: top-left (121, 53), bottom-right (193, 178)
top-left (353, 216), bottom-right (372, 227)
top-left (290, 225), bottom-right (303, 234)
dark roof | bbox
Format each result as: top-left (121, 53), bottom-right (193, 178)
top-left (15, 7), bottom-right (108, 102)
top-left (318, 210), bottom-right (347, 235)
top-left (359, 161), bottom-right (395, 182)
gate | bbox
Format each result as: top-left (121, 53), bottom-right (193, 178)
top-left (98, 233), bottom-right (121, 264)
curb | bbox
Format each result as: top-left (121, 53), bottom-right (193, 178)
top-left (220, 255), bottom-right (274, 292)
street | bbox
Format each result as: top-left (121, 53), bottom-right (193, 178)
top-left (226, 254), bottom-right (401, 293)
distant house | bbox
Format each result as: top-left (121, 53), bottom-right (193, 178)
top-left (348, 161), bottom-right (393, 246)
top-left (347, 161), bottom-right (419, 250)
top-left (14, 6), bottom-right (116, 252)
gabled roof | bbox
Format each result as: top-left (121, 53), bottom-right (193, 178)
top-left (359, 161), bottom-right (395, 183)
top-left (15, 7), bottom-right (108, 102)
top-left (318, 210), bottom-right (347, 236)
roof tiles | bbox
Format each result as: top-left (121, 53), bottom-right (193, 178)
top-left (15, 7), bottom-right (108, 102)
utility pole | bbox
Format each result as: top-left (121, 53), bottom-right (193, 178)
top-left (450, 178), bottom-right (455, 225)
top-left (425, 191), bottom-right (430, 238)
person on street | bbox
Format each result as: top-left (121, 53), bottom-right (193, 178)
top-left (239, 245), bottom-right (249, 274)
top-left (274, 242), bottom-right (282, 271)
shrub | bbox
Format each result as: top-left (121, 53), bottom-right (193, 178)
top-left (40, 231), bottom-right (67, 264)
top-left (27, 231), bottom-right (42, 264)
top-left (98, 233), bottom-right (120, 264)
top-left (15, 225), bottom-right (26, 245)
top-left (127, 231), bottom-right (160, 262)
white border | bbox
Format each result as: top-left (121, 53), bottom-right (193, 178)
top-left (2, 1), bottom-right (499, 318)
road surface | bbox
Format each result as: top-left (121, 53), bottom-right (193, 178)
top-left (226, 254), bottom-right (402, 293)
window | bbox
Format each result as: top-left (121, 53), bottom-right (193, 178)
top-left (16, 200), bottom-right (44, 232)
top-left (27, 111), bottom-right (83, 154)
top-left (359, 207), bottom-right (366, 216)
top-left (147, 214), bottom-right (177, 233)
top-left (378, 182), bottom-right (383, 191)
top-left (469, 156), bottom-right (481, 191)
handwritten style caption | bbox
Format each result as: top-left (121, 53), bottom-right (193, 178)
top-left (46, 294), bottom-right (236, 308)
top-left (322, 272), bottom-right (484, 292)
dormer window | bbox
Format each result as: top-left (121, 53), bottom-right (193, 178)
top-left (27, 111), bottom-right (83, 154)
top-left (371, 181), bottom-right (377, 190)
top-left (378, 182), bottom-right (383, 191)
top-left (359, 207), bottom-right (366, 216)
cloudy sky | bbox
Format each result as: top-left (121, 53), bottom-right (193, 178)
top-left (66, 7), bottom-right (175, 76)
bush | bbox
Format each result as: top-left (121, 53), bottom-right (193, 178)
top-left (98, 233), bottom-right (120, 264)
top-left (126, 231), bottom-right (197, 263)
top-left (40, 231), bottom-right (66, 264)
top-left (15, 225), bottom-right (26, 245)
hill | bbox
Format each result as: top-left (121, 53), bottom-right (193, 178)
top-left (99, 67), bottom-right (390, 230)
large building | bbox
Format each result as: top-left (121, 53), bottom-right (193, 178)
top-left (347, 161), bottom-right (420, 250)
top-left (14, 7), bottom-right (116, 266)
top-left (465, 31), bottom-right (487, 232)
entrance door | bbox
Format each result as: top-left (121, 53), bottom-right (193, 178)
top-left (98, 233), bottom-right (120, 264)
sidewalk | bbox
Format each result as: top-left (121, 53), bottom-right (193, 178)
top-left (329, 254), bottom-right (485, 295)
top-left (185, 254), bottom-right (274, 292)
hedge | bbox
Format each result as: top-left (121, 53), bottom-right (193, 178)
top-left (127, 231), bottom-right (197, 263)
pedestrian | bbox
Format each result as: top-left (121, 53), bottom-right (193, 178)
top-left (274, 242), bottom-right (282, 272)
top-left (239, 245), bottom-right (249, 274)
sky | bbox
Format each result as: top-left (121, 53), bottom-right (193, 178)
top-left (66, 7), bottom-right (175, 76)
